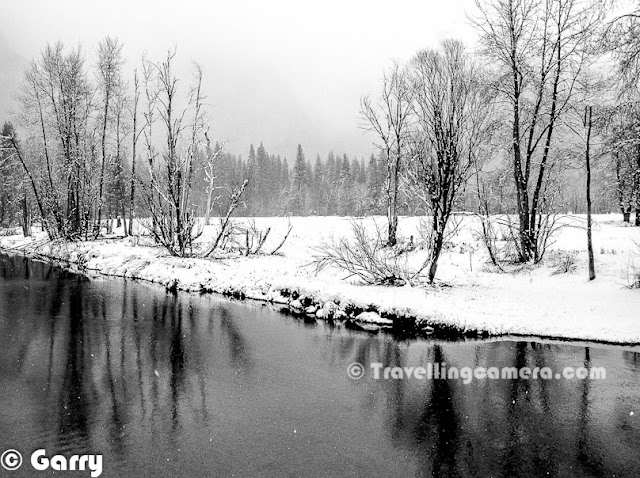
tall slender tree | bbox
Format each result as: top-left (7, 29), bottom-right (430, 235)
top-left (361, 62), bottom-right (412, 246)
top-left (96, 36), bottom-right (124, 234)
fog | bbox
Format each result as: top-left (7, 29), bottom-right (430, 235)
top-left (0, 0), bottom-right (477, 159)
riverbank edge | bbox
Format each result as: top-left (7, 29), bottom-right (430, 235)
top-left (0, 239), bottom-right (462, 339)
top-left (1, 238), bottom-right (639, 346)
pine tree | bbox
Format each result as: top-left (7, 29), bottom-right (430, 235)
top-left (290, 144), bottom-right (308, 214)
top-left (312, 154), bottom-right (324, 214)
top-left (246, 144), bottom-right (256, 214)
top-left (336, 154), bottom-right (353, 215)
top-left (350, 157), bottom-right (361, 184)
top-left (366, 153), bottom-right (383, 214)
top-left (255, 142), bottom-right (268, 215)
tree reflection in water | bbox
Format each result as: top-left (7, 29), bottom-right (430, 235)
top-left (0, 253), bottom-right (639, 478)
top-left (328, 332), bottom-right (640, 478)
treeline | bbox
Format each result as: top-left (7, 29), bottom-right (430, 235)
top-left (194, 141), bottom-right (621, 219)
top-left (0, 118), bottom-right (624, 234)
top-left (195, 144), bottom-right (390, 217)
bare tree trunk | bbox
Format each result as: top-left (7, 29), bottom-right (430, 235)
top-left (205, 188), bottom-right (213, 226)
top-left (530, 32), bottom-right (562, 263)
top-left (636, 145), bottom-right (640, 226)
top-left (96, 37), bottom-right (123, 238)
top-left (511, 55), bottom-right (531, 262)
top-left (129, 71), bottom-right (139, 236)
top-left (97, 93), bottom-right (109, 235)
top-left (9, 136), bottom-right (50, 238)
top-left (428, 229), bottom-right (445, 283)
top-left (21, 196), bottom-right (31, 237)
top-left (386, 155), bottom-right (397, 247)
top-left (585, 106), bottom-right (595, 281)
top-left (121, 200), bottom-right (127, 235)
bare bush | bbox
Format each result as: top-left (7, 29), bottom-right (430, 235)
top-left (626, 262), bottom-right (640, 289)
top-left (550, 251), bottom-right (578, 275)
top-left (310, 220), bottom-right (429, 286)
top-left (475, 210), bottom-right (570, 268)
top-left (202, 179), bottom-right (248, 257)
top-left (239, 220), bottom-right (271, 255)
top-left (230, 219), bottom-right (293, 256)
top-left (267, 221), bottom-right (293, 255)
top-left (475, 216), bottom-right (503, 270)
top-left (628, 241), bottom-right (640, 289)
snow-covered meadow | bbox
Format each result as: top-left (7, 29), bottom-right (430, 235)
top-left (1, 213), bottom-right (639, 344)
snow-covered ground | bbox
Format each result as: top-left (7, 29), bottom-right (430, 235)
top-left (1, 214), bottom-right (639, 344)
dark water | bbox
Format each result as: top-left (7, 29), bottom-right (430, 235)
top-left (0, 254), bottom-right (639, 478)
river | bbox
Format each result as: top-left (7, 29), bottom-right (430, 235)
top-left (0, 253), bottom-right (639, 477)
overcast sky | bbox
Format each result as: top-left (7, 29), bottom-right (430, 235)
top-left (1, 0), bottom-right (478, 160)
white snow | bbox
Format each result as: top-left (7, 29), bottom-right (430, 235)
top-left (1, 213), bottom-right (639, 344)
top-left (355, 311), bottom-right (393, 325)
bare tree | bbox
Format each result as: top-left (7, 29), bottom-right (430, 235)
top-left (406, 39), bottom-right (496, 282)
top-left (139, 50), bottom-right (205, 256)
top-left (128, 69), bottom-right (144, 236)
top-left (584, 105), bottom-right (596, 280)
top-left (602, 101), bottom-right (640, 224)
top-left (95, 37), bottom-right (124, 235)
top-left (473, 0), bottom-right (605, 262)
top-left (573, 80), bottom-right (611, 279)
top-left (110, 79), bottom-right (130, 235)
top-left (16, 42), bottom-right (95, 239)
top-left (360, 62), bottom-right (412, 247)
top-left (0, 123), bottom-right (26, 233)
top-left (0, 125), bottom-right (42, 236)
top-left (605, 3), bottom-right (640, 92)
top-left (140, 55), bottom-right (159, 237)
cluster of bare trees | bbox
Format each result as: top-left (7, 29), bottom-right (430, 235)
top-left (0, 38), bottom-right (254, 257)
top-left (360, 0), bottom-right (640, 282)
top-left (0, 39), bottom-right (137, 241)
top-left (15, 42), bottom-right (101, 239)
top-left (137, 51), bottom-right (207, 256)
top-left (602, 102), bottom-right (640, 225)
top-left (361, 40), bottom-right (495, 282)
top-left (473, 0), bottom-right (605, 262)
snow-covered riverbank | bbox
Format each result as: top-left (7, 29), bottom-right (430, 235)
top-left (1, 214), bottom-right (639, 343)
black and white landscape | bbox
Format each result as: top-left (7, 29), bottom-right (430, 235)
top-left (0, 1), bottom-right (639, 477)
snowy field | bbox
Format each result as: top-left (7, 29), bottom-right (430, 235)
top-left (1, 214), bottom-right (639, 344)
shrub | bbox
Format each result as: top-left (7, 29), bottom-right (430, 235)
top-left (550, 251), bottom-right (577, 275)
top-left (310, 220), bottom-right (429, 286)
